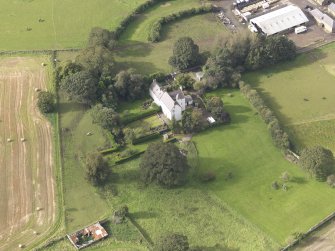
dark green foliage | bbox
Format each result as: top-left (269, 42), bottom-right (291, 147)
top-left (60, 71), bottom-right (98, 104)
top-left (272, 181), bottom-right (279, 190)
top-left (88, 27), bottom-right (116, 49)
top-left (132, 132), bottom-right (161, 145)
top-left (114, 69), bottom-right (148, 101)
top-left (85, 152), bottom-right (110, 186)
top-left (115, 150), bottom-right (145, 164)
top-left (182, 108), bottom-right (206, 133)
top-left (148, 72), bottom-right (167, 83)
top-left (206, 96), bottom-right (230, 122)
top-left (140, 142), bottom-right (189, 188)
top-left (155, 233), bottom-right (189, 251)
top-left (37, 91), bottom-right (55, 113)
top-left (121, 106), bottom-right (161, 125)
top-left (91, 104), bottom-right (122, 137)
top-left (75, 45), bottom-right (114, 78)
top-left (327, 174), bottom-right (335, 188)
top-left (268, 120), bottom-right (290, 150)
top-left (148, 6), bottom-right (214, 42)
top-left (299, 146), bottom-right (335, 181)
top-left (113, 205), bottom-right (129, 224)
top-left (246, 35), bottom-right (296, 70)
top-left (56, 61), bottom-right (83, 82)
top-left (169, 37), bottom-right (200, 70)
top-left (175, 74), bottom-right (195, 90)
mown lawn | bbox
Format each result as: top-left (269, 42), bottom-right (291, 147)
top-left (193, 89), bottom-right (335, 244)
top-left (243, 43), bottom-right (335, 151)
top-left (59, 95), bottom-right (112, 232)
top-left (0, 0), bottom-right (146, 50)
top-left (115, 13), bottom-right (230, 74)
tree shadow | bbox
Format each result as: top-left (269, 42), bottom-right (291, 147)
top-left (192, 244), bottom-right (239, 251)
top-left (57, 101), bottom-right (86, 114)
top-left (115, 42), bottom-right (154, 58)
top-left (130, 211), bottom-right (158, 219)
top-left (290, 176), bottom-right (307, 184)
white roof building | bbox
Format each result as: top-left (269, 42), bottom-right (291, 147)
top-left (249, 5), bottom-right (309, 36)
top-left (310, 8), bottom-right (335, 33)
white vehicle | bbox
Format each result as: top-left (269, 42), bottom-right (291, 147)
top-left (295, 26), bottom-right (307, 34)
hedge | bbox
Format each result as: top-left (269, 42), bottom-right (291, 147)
top-left (239, 81), bottom-right (290, 151)
top-left (132, 132), bottom-right (161, 145)
top-left (100, 145), bottom-right (121, 155)
top-left (148, 5), bottom-right (215, 42)
top-left (111, 0), bottom-right (170, 40)
top-left (115, 150), bottom-right (146, 164)
top-left (121, 106), bottom-right (160, 125)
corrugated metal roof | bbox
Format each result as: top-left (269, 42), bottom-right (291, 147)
top-left (250, 5), bottom-right (309, 35)
top-left (310, 8), bottom-right (335, 29)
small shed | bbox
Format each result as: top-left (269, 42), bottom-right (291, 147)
top-left (185, 95), bottom-right (193, 106)
top-left (207, 116), bottom-right (216, 124)
top-left (329, 3), bottom-right (335, 17)
top-left (195, 71), bottom-right (204, 81)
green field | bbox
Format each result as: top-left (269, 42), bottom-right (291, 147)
top-left (192, 89), bottom-right (335, 244)
top-left (115, 12), bottom-right (230, 74)
top-left (0, 0), bottom-right (146, 50)
top-left (243, 43), bottom-right (335, 152)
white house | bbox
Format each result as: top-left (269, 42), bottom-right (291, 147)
top-left (150, 80), bottom-right (190, 121)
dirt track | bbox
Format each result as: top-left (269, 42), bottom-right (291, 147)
top-left (0, 57), bottom-right (55, 250)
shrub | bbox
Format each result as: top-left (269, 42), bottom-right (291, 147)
top-left (272, 181), bottom-right (279, 190)
top-left (37, 91), bottom-right (55, 113)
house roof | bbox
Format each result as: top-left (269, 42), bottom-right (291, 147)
top-left (160, 92), bottom-right (176, 111)
top-left (169, 90), bottom-right (184, 100)
top-left (328, 3), bottom-right (335, 13)
top-left (310, 8), bottom-right (335, 29)
top-left (250, 5), bottom-right (309, 35)
top-left (150, 80), bottom-right (164, 99)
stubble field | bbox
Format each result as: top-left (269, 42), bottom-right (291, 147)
top-left (0, 57), bottom-right (55, 250)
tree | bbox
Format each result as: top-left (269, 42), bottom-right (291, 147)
top-left (169, 37), bottom-right (200, 70)
top-left (140, 142), bottom-right (189, 188)
top-left (155, 233), bottom-right (189, 251)
top-left (182, 108), bottom-right (206, 133)
top-left (60, 71), bottom-right (97, 104)
top-left (174, 74), bottom-right (195, 90)
top-left (299, 146), bottom-right (335, 181)
top-left (56, 61), bottom-right (83, 82)
top-left (124, 128), bottom-right (135, 144)
top-left (114, 69), bottom-right (147, 100)
top-left (206, 96), bottom-right (227, 121)
top-left (37, 91), bottom-right (55, 113)
top-left (88, 27), bottom-right (116, 49)
top-left (85, 152), bottom-right (110, 186)
top-left (91, 104), bottom-right (123, 142)
top-left (76, 45), bottom-right (114, 78)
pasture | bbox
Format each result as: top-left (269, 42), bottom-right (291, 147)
top-left (115, 13), bottom-right (230, 74)
top-left (243, 43), bottom-right (335, 151)
top-left (192, 89), bottom-right (335, 244)
top-left (0, 57), bottom-right (55, 250)
top-left (0, 0), bottom-right (147, 50)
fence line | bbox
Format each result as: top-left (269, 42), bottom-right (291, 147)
top-left (0, 48), bottom-right (81, 56)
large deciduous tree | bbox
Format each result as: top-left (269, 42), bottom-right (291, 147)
top-left (85, 152), bottom-right (110, 186)
top-left (181, 108), bottom-right (206, 133)
top-left (114, 69), bottom-right (147, 100)
top-left (60, 71), bottom-right (97, 104)
top-left (37, 91), bottom-right (55, 113)
top-left (169, 37), bottom-right (200, 70)
top-left (299, 146), bottom-right (335, 181)
top-left (206, 96), bottom-right (230, 123)
top-left (140, 142), bottom-right (189, 188)
top-left (88, 27), bottom-right (116, 49)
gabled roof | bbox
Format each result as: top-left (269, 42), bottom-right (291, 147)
top-left (328, 3), bottom-right (335, 13)
top-left (160, 92), bottom-right (176, 111)
top-left (250, 5), bottom-right (309, 35)
top-left (310, 8), bottom-right (335, 29)
top-left (150, 80), bottom-right (180, 111)
top-left (150, 80), bottom-right (164, 99)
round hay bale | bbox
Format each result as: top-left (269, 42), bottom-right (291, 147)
top-left (86, 132), bottom-right (93, 136)
top-left (33, 230), bottom-right (38, 235)
top-left (34, 88), bottom-right (41, 92)
top-left (21, 138), bottom-right (26, 142)
top-left (7, 138), bottom-right (12, 142)
top-left (18, 244), bottom-right (24, 248)
top-left (36, 207), bottom-right (41, 211)
top-left (41, 62), bottom-right (47, 67)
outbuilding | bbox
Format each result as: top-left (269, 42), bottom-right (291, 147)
top-left (310, 8), bottom-right (335, 33)
top-left (328, 3), bottom-right (335, 17)
top-left (249, 5), bottom-right (309, 36)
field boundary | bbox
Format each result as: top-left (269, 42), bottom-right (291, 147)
top-left (0, 48), bottom-right (80, 56)
top-left (282, 211), bottom-right (335, 251)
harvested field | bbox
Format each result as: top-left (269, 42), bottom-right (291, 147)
top-left (0, 57), bottom-right (55, 250)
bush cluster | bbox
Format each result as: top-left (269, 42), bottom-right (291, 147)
top-left (240, 82), bottom-right (290, 151)
top-left (148, 5), bottom-right (215, 42)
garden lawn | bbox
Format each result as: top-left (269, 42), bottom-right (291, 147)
top-left (0, 0), bottom-right (146, 50)
top-left (192, 89), bottom-right (335, 244)
top-left (59, 95), bottom-right (113, 232)
top-left (243, 43), bottom-right (335, 151)
top-left (115, 13), bottom-right (230, 74)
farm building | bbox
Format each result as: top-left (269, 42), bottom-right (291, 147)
top-left (313, 0), bottom-right (330, 6)
top-left (310, 8), bottom-right (335, 33)
top-left (150, 80), bottom-right (193, 121)
top-left (67, 222), bottom-right (108, 249)
top-left (249, 5), bottom-right (309, 36)
top-left (328, 3), bottom-right (335, 17)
